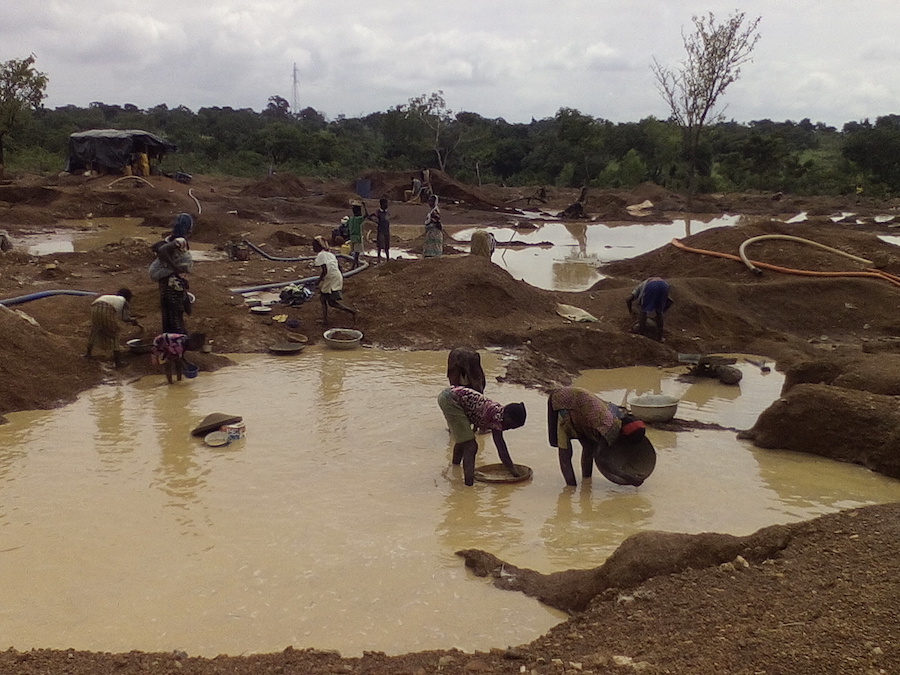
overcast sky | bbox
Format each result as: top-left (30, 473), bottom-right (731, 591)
top-left (3, 1), bottom-right (899, 127)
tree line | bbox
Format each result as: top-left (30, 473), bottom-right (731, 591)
top-left (4, 93), bottom-right (900, 197)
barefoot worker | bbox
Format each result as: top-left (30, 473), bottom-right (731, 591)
top-left (626, 276), bottom-right (673, 342)
top-left (84, 288), bottom-right (141, 367)
top-left (547, 386), bottom-right (656, 487)
top-left (437, 385), bottom-right (526, 486)
top-left (312, 235), bottom-right (358, 325)
top-left (151, 332), bottom-right (206, 384)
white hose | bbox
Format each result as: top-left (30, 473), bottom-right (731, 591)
top-left (189, 188), bottom-right (202, 215)
top-left (738, 234), bottom-right (873, 274)
top-left (107, 175), bottom-right (154, 189)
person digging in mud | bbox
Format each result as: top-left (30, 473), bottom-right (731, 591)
top-left (447, 347), bottom-right (487, 393)
top-left (151, 332), bottom-right (206, 384)
top-left (437, 385), bottom-right (526, 486)
top-left (626, 276), bottom-right (672, 342)
top-left (548, 386), bottom-right (656, 487)
top-left (85, 288), bottom-right (141, 368)
top-left (312, 236), bottom-right (358, 325)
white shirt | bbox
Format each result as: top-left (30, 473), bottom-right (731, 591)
top-left (314, 250), bottom-right (343, 293)
top-left (93, 294), bottom-right (128, 318)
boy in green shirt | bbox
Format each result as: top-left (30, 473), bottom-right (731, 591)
top-left (347, 203), bottom-right (366, 269)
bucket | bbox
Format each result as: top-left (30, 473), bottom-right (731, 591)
top-left (183, 362), bottom-right (200, 379)
top-left (222, 422), bottom-right (246, 441)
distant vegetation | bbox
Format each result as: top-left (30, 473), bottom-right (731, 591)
top-left (6, 94), bottom-right (900, 197)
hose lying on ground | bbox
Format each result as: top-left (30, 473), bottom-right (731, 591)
top-left (670, 238), bottom-right (900, 289)
top-left (230, 246), bottom-right (369, 294)
top-left (242, 239), bottom-right (311, 262)
top-left (738, 234), bottom-right (873, 274)
top-left (0, 289), bottom-right (98, 307)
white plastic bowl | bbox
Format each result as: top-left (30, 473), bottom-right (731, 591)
top-left (629, 394), bottom-right (680, 423)
top-left (323, 328), bottom-right (363, 350)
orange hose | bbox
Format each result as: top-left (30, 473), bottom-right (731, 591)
top-left (670, 238), bottom-right (900, 289)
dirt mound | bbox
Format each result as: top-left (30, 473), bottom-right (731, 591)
top-left (0, 304), bottom-right (103, 412)
top-left (362, 169), bottom-right (507, 210)
top-left (239, 173), bottom-right (308, 198)
top-left (0, 185), bottom-right (60, 206)
top-left (600, 218), bottom-right (900, 282)
top-left (351, 255), bottom-right (560, 348)
top-left (628, 181), bottom-right (682, 209)
top-left (741, 382), bottom-right (900, 478)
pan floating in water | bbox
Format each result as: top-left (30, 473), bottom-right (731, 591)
top-left (474, 463), bottom-right (533, 484)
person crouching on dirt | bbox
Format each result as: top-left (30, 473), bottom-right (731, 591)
top-left (626, 276), bottom-right (673, 342)
top-left (437, 385), bottom-right (526, 486)
top-left (312, 236), bottom-right (358, 325)
top-left (548, 386), bottom-right (656, 487)
top-left (85, 288), bottom-right (141, 368)
top-left (447, 347), bottom-right (487, 393)
top-left (151, 332), bottom-right (206, 384)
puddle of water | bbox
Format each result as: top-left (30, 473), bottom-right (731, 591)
top-left (19, 218), bottom-right (220, 258)
top-left (455, 216), bottom-right (741, 291)
top-left (1, 350), bottom-right (899, 657)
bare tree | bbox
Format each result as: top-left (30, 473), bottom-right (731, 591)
top-left (652, 12), bottom-right (761, 208)
top-left (403, 91), bottom-right (461, 172)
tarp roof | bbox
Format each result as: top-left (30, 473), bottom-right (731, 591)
top-left (65, 129), bottom-right (177, 174)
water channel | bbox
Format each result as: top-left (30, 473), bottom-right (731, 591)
top-left (2, 349), bottom-right (900, 657)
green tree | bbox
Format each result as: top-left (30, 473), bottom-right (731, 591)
top-left (401, 91), bottom-right (460, 172)
top-left (652, 12), bottom-right (761, 207)
top-left (0, 54), bottom-right (49, 174)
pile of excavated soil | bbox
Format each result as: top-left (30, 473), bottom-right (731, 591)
top-left (239, 172), bottom-right (308, 198)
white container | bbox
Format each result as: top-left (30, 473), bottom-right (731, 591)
top-left (322, 328), bottom-right (363, 350)
top-left (628, 394), bottom-right (680, 423)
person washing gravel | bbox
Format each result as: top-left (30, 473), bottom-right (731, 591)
top-left (548, 386), bottom-right (656, 487)
top-left (84, 288), bottom-right (141, 367)
top-left (437, 385), bottom-right (526, 486)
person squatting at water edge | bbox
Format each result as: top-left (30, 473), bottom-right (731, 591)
top-left (547, 386), bottom-right (657, 487)
top-left (312, 236), bottom-right (358, 325)
top-left (446, 347), bottom-right (487, 394)
top-left (151, 332), bottom-right (206, 384)
top-left (626, 276), bottom-right (673, 343)
top-left (85, 288), bottom-right (141, 368)
top-left (437, 385), bottom-right (526, 486)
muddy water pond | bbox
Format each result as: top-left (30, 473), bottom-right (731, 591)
top-left (2, 349), bottom-right (899, 658)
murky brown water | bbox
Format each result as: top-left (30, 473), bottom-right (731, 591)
top-left (1, 349), bottom-right (899, 658)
